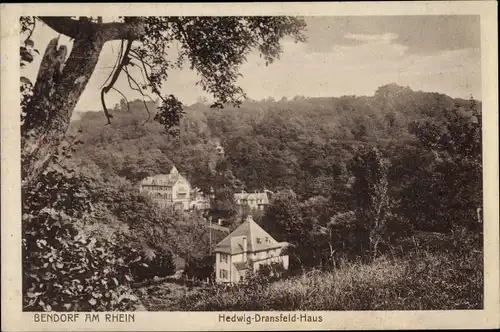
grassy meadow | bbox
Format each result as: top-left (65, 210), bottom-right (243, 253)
top-left (137, 231), bottom-right (482, 311)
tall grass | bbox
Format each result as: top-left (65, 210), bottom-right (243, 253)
top-left (175, 249), bottom-right (482, 311)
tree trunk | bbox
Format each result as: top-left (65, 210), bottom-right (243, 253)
top-left (22, 32), bottom-right (105, 190)
top-left (368, 229), bottom-right (381, 262)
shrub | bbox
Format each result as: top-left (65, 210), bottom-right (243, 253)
top-left (256, 262), bottom-right (288, 282)
top-left (22, 170), bottom-right (143, 312)
top-left (129, 248), bottom-right (176, 282)
top-left (184, 254), bottom-right (214, 281)
top-left (22, 208), bottom-right (140, 311)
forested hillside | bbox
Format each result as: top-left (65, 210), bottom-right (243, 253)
top-left (67, 83), bottom-right (480, 234)
top-left (24, 82), bottom-right (482, 311)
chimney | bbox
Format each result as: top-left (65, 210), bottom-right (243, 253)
top-left (242, 236), bottom-right (248, 262)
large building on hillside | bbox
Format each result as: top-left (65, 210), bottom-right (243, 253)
top-left (139, 166), bottom-right (210, 211)
top-left (214, 215), bottom-right (289, 283)
top-left (234, 190), bottom-right (270, 212)
top-left (190, 187), bottom-right (211, 211)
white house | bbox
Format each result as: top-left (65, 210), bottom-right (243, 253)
top-left (234, 190), bottom-right (270, 211)
top-left (214, 215), bottom-right (289, 283)
top-left (139, 166), bottom-right (192, 211)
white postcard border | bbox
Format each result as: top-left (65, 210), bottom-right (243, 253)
top-left (1, 2), bottom-right (498, 331)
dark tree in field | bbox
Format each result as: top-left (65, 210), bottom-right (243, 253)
top-left (262, 189), bottom-right (316, 270)
top-left (348, 146), bottom-right (393, 261)
top-left (20, 16), bottom-right (307, 189)
top-left (263, 189), bottom-right (306, 244)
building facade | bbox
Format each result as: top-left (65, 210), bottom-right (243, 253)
top-left (234, 191), bottom-right (270, 211)
top-left (139, 166), bottom-right (209, 211)
top-left (214, 215), bottom-right (289, 283)
top-left (189, 187), bottom-right (211, 211)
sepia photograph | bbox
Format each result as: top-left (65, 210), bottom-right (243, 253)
top-left (1, 2), bottom-right (499, 331)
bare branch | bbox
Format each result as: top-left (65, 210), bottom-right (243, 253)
top-left (129, 49), bottom-right (168, 105)
top-left (99, 39), bottom-right (123, 90)
top-left (124, 67), bottom-right (142, 94)
top-left (38, 16), bottom-right (145, 41)
top-left (124, 66), bottom-right (153, 103)
top-left (130, 50), bottom-right (153, 71)
top-left (103, 40), bottom-right (132, 94)
top-left (141, 99), bottom-right (151, 126)
top-left (123, 67), bottom-right (155, 125)
top-left (100, 88), bottom-right (113, 125)
top-left (110, 87), bottom-right (130, 112)
top-left (38, 17), bottom-right (92, 39)
top-left (100, 39), bottom-right (133, 124)
top-left (102, 18), bottom-right (146, 41)
top-left (133, 60), bottom-right (149, 87)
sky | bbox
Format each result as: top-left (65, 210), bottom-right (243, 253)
top-left (23, 15), bottom-right (481, 113)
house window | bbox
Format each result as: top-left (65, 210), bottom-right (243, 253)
top-left (265, 237), bottom-right (269, 243)
top-left (219, 254), bottom-right (228, 263)
top-left (220, 269), bottom-right (228, 279)
top-left (256, 238), bottom-right (262, 244)
top-left (240, 276), bottom-right (244, 281)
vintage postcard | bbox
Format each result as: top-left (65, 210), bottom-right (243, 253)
top-left (1, 1), bottom-right (499, 331)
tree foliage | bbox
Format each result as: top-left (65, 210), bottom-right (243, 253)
top-left (348, 146), bottom-right (410, 260)
top-left (22, 169), bottom-right (140, 311)
top-left (405, 98), bottom-right (482, 232)
top-left (20, 16), bottom-right (306, 189)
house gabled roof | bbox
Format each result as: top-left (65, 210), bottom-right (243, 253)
top-left (214, 215), bottom-right (283, 254)
top-left (140, 166), bottom-right (187, 186)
